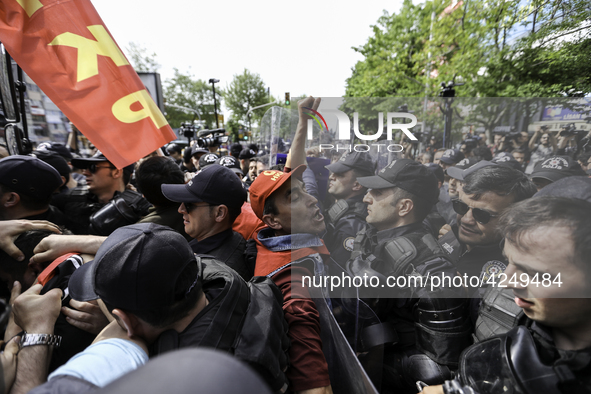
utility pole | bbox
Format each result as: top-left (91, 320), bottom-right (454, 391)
top-left (439, 81), bottom-right (463, 148)
top-left (209, 78), bottom-right (220, 128)
top-left (422, 11), bottom-right (436, 144)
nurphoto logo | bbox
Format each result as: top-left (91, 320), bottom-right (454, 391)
top-left (303, 107), bottom-right (418, 153)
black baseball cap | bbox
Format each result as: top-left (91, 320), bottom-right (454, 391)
top-left (199, 153), bottom-right (219, 169)
top-left (69, 223), bottom-right (198, 310)
top-left (33, 150), bottom-right (71, 180)
top-left (238, 148), bottom-right (256, 160)
top-left (0, 155), bottom-right (62, 199)
top-left (492, 152), bottom-right (523, 171)
top-left (36, 141), bottom-right (73, 160)
top-left (439, 149), bottom-right (465, 165)
top-left (71, 151), bottom-right (134, 174)
top-left (230, 143), bottom-right (243, 158)
top-left (161, 164), bottom-right (247, 211)
top-left (425, 163), bottom-right (444, 183)
top-left (447, 159), bottom-right (495, 181)
top-left (166, 144), bottom-right (183, 155)
top-left (534, 176), bottom-right (591, 203)
top-left (325, 152), bottom-right (376, 176)
top-left (217, 155), bottom-right (243, 176)
top-left (530, 156), bottom-right (587, 183)
top-left (191, 146), bottom-right (209, 157)
top-left (357, 159), bottom-right (439, 204)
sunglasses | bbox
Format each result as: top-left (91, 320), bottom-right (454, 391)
top-left (87, 163), bottom-right (115, 173)
top-left (452, 199), bottom-right (499, 225)
top-left (184, 203), bottom-right (214, 213)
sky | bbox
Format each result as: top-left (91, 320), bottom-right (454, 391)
top-left (92, 0), bottom-right (406, 103)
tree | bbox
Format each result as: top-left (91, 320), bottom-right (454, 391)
top-left (163, 69), bottom-right (222, 129)
top-left (125, 42), bottom-right (161, 72)
top-left (225, 118), bottom-right (247, 143)
top-left (346, 0), bottom-right (591, 98)
top-left (345, 0), bottom-right (434, 97)
top-left (224, 69), bottom-right (272, 128)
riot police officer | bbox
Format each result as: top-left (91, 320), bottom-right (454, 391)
top-left (323, 151), bottom-right (376, 265)
top-left (347, 159), bottom-right (472, 393)
top-left (60, 152), bottom-right (149, 235)
top-left (424, 196), bottom-right (591, 394)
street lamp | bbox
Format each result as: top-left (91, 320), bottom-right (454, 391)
top-left (209, 78), bottom-right (220, 128)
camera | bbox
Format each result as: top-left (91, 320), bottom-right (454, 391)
top-left (180, 122), bottom-right (199, 139)
top-left (179, 123), bottom-right (229, 148)
top-left (502, 131), bottom-right (522, 142)
top-left (462, 133), bottom-right (479, 149)
top-left (196, 128), bottom-right (229, 148)
top-left (559, 123), bottom-right (584, 137)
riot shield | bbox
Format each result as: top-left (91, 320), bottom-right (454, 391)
top-left (308, 282), bottom-right (379, 394)
top-left (256, 105), bottom-right (294, 168)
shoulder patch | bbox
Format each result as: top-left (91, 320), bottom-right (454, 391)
top-left (441, 242), bottom-right (454, 254)
top-left (343, 237), bottom-right (355, 252)
top-left (480, 260), bottom-right (506, 283)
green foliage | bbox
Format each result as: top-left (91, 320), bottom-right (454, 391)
top-left (224, 69), bottom-right (273, 126)
top-left (163, 69), bottom-right (222, 129)
top-left (225, 118), bottom-right (247, 143)
top-left (346, 0), bottom-right (591, 98)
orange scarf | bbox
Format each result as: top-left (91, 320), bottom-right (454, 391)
top-left (254, 230), bottom-right (330, 277)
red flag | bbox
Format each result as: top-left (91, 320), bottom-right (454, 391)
top-left (0, 0), bottom-right (176, 168)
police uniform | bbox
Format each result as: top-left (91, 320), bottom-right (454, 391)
top-left (63, 152), bottom-right (150, 235)
top-left (323, 151), bottom-right (376, 266)
top-left (323, 194), bottom-right (368, 265)
top-left (347, 159), bottom-right (472, 393)
top-left (348, 222), bottom-right (472, 393)
top-left (438, 225), bottom-right (507, 282)
top-left (61, 185), bottom-right (149, 235)
top-left (438, 225), bottom-right (508, 326)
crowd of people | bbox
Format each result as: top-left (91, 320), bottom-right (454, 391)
top-left (0, 97), bottom-right (590, 394)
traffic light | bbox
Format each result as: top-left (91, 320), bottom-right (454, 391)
top-left (439, 82), bottom-right (456, 98)
top-left (285, 92), bottom-right (290, 106)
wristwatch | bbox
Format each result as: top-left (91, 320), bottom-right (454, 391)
top-left (20, 332), bottom-right (62, 348)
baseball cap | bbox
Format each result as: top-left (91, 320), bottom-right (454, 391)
top-left (425, 163), bottom-right (444, 184)
top-left (33, 150), bottom-right (71, 179)
top-left (447, 159), bottom-right (495, 181)
top-left (530, 156), bottom-right (586, 183)
top-left (71, 151), bottom-right (135, 174)
top-left (191, 146), bottom-right (209, 157)
top-left (166, 143), bottom-right (183, 155)
top-left (249, 165), bottom-right (306, 220)
top-left (238, 148), bottom-right (256, 160)
top-left (68, 223), bottom-right (198, 310)
top-left (161, 164), bottom-right (247, 211)
top-left (492, 152), bottom-right (523, 171)
top-left (439, 149), bottom-right (465, 165)
top-left (0, 155), bottom-right (62, 199)
top-left (230, 143), bottom-right (243, 158)
top-left (534, 176), bottom-right (591, 203)
top-left (325, 152), bottom-right (376, 176)
top-left (357, 159), bottom-right (439, 204)
top-left (198, 153), bottom-right (219, 169)
top-left (36, 141), bottom-right (73, 160)
top-left (217, 156), bottom-right (243, 176)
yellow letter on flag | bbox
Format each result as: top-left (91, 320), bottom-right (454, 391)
top-left (0, 0), bottom-right (176, 168)
top-left (112, 90), bottom-right (168, 128)
top-left (15, 0), bottom-right (43, 17)
top-left (49, 25), bottom-right (129, 82)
